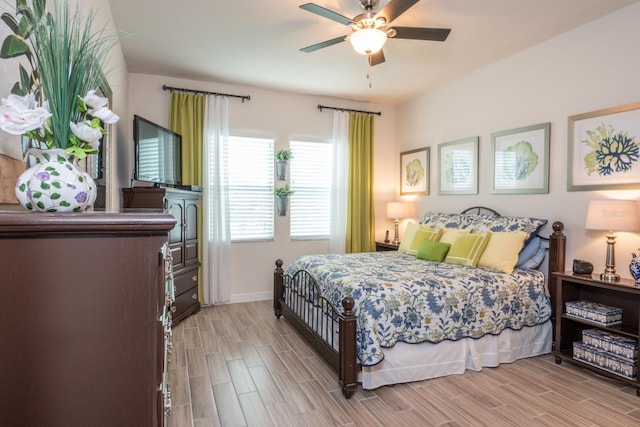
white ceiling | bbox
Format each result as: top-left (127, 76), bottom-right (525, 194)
top-left (107, 0), bottom-right (638, 106)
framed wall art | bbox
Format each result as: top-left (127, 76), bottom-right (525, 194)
top-left (568, 102), bottom-right (640, 191)
top-left (490, 122), bottom-right (550, 194)
top-left (400, 147), bottom-right (429, 195)
top-left (438, 137), bottom-right (478, 195)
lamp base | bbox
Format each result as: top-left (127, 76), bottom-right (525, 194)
top-left (392, 219), bottom-right (400, 246)
top-left (600, 234), bottom-right (620, 282)
top-left (600, 271), bottom-right (620, 282)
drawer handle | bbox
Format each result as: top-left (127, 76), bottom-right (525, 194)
top-left (192, 293), bottom-right (197, 300)
top-left (192, 275), bottom-right (197, 282)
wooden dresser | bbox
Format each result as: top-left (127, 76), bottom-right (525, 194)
top-left (123, 187), bottom-right (202, 324)
top-left (0, 212), bottom-right (176, 426)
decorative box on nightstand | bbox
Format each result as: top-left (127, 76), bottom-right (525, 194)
top-left (375, 241), bottom-right (399, 252)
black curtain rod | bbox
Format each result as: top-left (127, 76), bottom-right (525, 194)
top-left (162, 85), bottom-right (250, 102)
top-left (317, 104), bottom-right (381, 116)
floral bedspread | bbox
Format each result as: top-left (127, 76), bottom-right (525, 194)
top-left (285, 252), bottom-right (551, 366)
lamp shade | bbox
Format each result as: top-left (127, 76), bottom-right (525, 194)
top-left (585, 199), bottom-right (640, 231)
top-left (386, 202), bottom-right (409, 219)
top-left (349, 28), bottom-right (387, 55)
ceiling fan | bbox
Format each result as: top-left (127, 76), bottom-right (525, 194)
top-left (299, 0), bottom-right (451, 66)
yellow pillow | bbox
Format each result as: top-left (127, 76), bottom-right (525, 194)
top-left (445, 232), bottom-right (492, 267)
top-left (438, 228), bottom-right (470, 245)
top-left (478, 231), bottom-right (527, 274)
top-left (407, 227), bottom-right (443, 256)
top-left (398, 222), bottom-right (420, 253)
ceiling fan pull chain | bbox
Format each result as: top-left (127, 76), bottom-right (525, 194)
top-left (367, 54), bottom-right (373, 88)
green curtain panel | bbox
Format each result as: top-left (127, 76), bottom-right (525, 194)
top-left (168, 91), bottom-right (205, 301)
top-left (168, 92), bottom-right (205, 186)
top-left (346, 112), bottom-right (375, 253)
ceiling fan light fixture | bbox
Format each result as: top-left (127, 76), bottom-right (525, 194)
top-left (349, 28), bottom-right (387, 55)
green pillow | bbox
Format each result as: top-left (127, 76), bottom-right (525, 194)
top-left (407, 227), bottom-right (442, 255)
top-left (444, 232), bottom-right (492, 268)
top-left (416, 240), bottom-right (451, 262)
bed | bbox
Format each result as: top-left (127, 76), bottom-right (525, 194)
top-left (273, 208), bottom-right (566, 398)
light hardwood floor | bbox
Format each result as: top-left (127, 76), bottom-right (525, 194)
top-left (167, 301), bottom-right (640, 427)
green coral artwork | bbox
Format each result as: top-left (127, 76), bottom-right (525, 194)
top-left (405, 159), bottom-right (425, 186)
top-left (505, 140), bottom-right (538, 181)
top-left (582, 124), bottom-right (639, 176)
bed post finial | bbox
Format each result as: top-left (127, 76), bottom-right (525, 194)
top-left (274, 259), bottom-right (284, 318)
top-left (552, 221), bottom-right (564, 235)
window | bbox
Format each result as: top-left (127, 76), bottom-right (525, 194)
top-left (289, 140), bottom-right (332, 239)
top-left (227, 136), bottom-right (274, 241)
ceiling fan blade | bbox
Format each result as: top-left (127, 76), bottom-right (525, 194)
top-left (392, 27), bottom-right (451, 41)
top-left (374, 0), bottom-right (419, 24)
top-left (299, 3), bottom-right (354, 26)
top-left (300, 35), bottom-right (347, 53)
top-left (368, 50), bottom-right (385, 66)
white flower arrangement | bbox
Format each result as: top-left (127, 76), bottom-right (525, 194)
top-left (0, 90), bottom-right (119, 159)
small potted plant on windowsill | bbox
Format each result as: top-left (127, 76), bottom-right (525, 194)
top-left (274, 184), bottom-right (294, 216)
top-left (275, 148), bottom-right (292, 180)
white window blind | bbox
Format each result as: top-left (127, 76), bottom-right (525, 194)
top-left (290, 140), bottom-right (332, 239)
top-left (228, 136), bottom-right (274, 241)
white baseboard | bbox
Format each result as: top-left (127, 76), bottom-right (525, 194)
top-left (229, 291), bottom-right (272, 304)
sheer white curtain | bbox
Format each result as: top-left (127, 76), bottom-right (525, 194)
top-left (330, 110), bottom-right (349, 253)
top-left (202, 95), bottom-right (231, 305)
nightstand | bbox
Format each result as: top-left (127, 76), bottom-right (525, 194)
top-left (553, 272), bottom-right (640, 396)
top-left (375, 241), bottom-right (399, 252)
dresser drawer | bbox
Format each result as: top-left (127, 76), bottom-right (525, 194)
top-left (173, 287), bottom-right (199, 319)
top-left (173, 266), bottom-right (199, 296)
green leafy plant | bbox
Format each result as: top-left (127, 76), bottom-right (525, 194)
top-left (0, 0), bottom-right (118, 159)
top-left (275, 148), bottom-right (293, 160)
top-left (274, 184), bottom-right (294, 197)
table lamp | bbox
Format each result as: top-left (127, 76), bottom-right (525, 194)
top-left (585, 199), bottom-right (640, 282)
top-left (386, 202), bottom-right (410, 246)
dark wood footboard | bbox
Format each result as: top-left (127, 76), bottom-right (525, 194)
top-left (274, 221), bottom-right (566, 398)
top-left (273, 259), bottom-right (358, 398)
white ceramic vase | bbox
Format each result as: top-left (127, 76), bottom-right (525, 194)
top-left (15, 148), bottom-right (96, 212)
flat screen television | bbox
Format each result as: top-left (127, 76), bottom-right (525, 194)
top-left (133, 115), bottom-right (182, 186)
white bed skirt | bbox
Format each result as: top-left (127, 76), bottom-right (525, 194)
top-left (359, 320), bottom-right (552, 389)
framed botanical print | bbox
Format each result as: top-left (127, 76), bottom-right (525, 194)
top-left (400, 147), bottom-right (429, 195)
top-left (438, 137), bottom-right (478, 195)
top-left (568, 102), bottom-right (640, 191)
top-left (490, 122), bottom-right (550, 194)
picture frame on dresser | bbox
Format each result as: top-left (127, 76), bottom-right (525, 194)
top-left (437, 136), bottom-right (478, 195)
top-left (567, 102), bottom-right (640, 191)
top-left (490, 122), bottom-right (550, 194)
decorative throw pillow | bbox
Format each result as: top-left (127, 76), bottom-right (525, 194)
top-left (420, 212), bottom-right (473, 229)
top-left (445, 232), bottom-right (492, 268)
top-left (398, 222), bottom-right (421, 253)
top-left (478, 231), bottom-right (527, 274)
top-left (516, 236), bottom-right (541, 265)
top-left (407, 227), bottom-right (442, 255)
top-left (518, 245), bottom-right (547, 270)
top-left (466, 214), bottom-right (547, 245)
top-left (416, 240), bottom-right (451, 263)
top-left (438, 228), bottom-right (470, 245)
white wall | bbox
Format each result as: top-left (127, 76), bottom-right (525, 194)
top-left (125, 74), bottom-right (397, 301)
top-left (396, 2), bottom-right (640, 278)
top-left (75, 0), bottom-right (129, 211)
